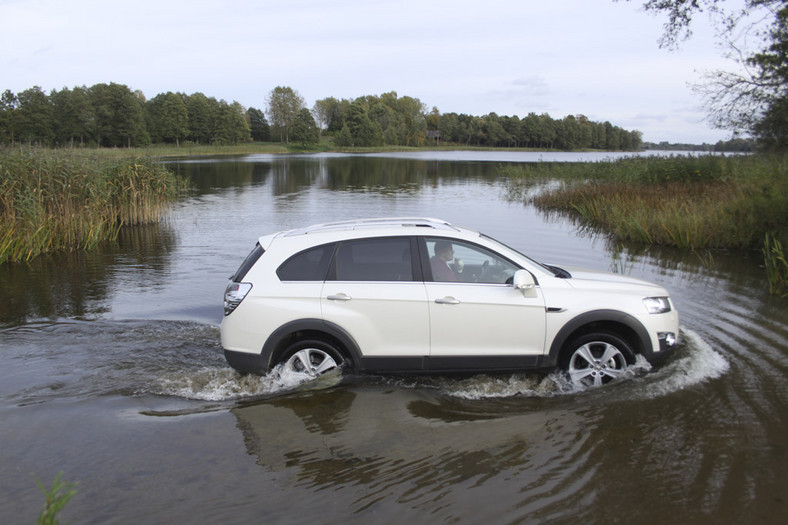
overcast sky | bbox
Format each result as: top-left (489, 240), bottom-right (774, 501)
top-left (1, 0), bottom-right (741, 144)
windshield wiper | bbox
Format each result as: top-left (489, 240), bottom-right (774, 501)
top-left (546, 265), bottom-right (571, 278)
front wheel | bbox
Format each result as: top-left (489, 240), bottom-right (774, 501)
top-left (561, 333), bottom-right (634, 387)
top-left (279, 340), bottom-right (345, 380)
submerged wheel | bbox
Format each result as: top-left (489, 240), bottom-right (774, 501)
top-left (279, 340), bottom-right (344, 379)
top-left (561, 332), bottom-right (634, 387)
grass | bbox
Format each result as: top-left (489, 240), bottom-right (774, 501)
top-left (0, 147), bottom-right (187, 263)
top-left (36, 472), bottom-right (77, 525)
top-left (504, 155), bottom-right (788, 295)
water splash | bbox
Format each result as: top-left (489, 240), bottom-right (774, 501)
top-left (154, 364), bottom-right (343, 401)
top-left (425, 329), bottom-right (727, 400)
top-left (633, 328), bottom-right (729, 399)
top-left (133, 323), bottom-right (726, 403)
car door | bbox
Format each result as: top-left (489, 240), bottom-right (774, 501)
top-left (422, 237), bottom-right (546, 369)
top-left (321, 237), bottom-right (430, 363)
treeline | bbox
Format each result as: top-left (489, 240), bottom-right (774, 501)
top-left (0, 84), bottom-right (267, 148)
top-left (0, 83), bottom-right (642, 151)
top-left (312, 92), bottom-right (642, 150)
top-left (433, 112), bottom-right (642, 150)
top-left (642, 138), bottom-right (756, 153)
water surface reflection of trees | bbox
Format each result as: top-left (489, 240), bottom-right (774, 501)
top-left (0, 223), bottom-right (177, 327)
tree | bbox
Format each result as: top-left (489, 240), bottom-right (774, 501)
top-left (290, 108), bottom-right (320, 147)
top-left (186, 92), bottom-right (216, 144)
top-left (147, 92), bottom-right (189, 146)
top-left (214, 101), bottom-right (251, 145)
top-left (15, 86), bottom-right (54, 145)
top-left (333, 123), bottom-right (353, 147)
top-left (629, 0), bottom-right (788, 149)
top-left (51, 86), bottom-right (93, 146)
top-left (745, 5), bottom-right (788, 149)
top-left (345, 101), bottom-right (384, 146)
top-left (247, 107), bottom-right (271, 141)
top-left (439, 112), bottom-right (460, 143)
top-left (313, 97), bottom-right (347, 132)
top-left (90, 82), bottom-right (149, 147)
top-left (266, 86), bottom-right (305, 143)
top-left (0, 90), bottom-right (18, 144)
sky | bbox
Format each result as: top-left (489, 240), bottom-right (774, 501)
top-left (0, 0), bottom-right (744, 144)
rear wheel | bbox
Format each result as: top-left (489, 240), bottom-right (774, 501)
top-left (279, 340), bottom-right (345, 379)
top-left (561, 332), bottom-right (634, 387)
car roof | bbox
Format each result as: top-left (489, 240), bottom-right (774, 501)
top-left (281, 217), bottom-right (464, 237)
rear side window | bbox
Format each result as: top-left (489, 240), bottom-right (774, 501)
top-left (231, 243), bottom-right (264, 282)
top-left (277, 243), bottom-right (337, 281)
top-left (332, 237), bottom-right (414, 281)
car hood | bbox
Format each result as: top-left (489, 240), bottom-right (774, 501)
top-left (558, 266), bottom-right (665, 291)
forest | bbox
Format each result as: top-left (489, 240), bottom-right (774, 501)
top-left (0, 83), bottom-right (645, 151)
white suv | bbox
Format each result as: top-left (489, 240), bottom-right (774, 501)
top-left (221, 218), bottom-right (679, 387)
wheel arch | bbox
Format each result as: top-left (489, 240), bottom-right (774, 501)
top-left (262, 318), bottom-right (363, 371)
top-left (547, 310), bottom-right (652, 366)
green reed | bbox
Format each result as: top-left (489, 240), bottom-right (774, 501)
top-left (0, 148), bottom-right (187, 263)
top-left (764, 233), bottom-right (788, 296)
top-left (36, 472), bottom-right (77, 525)
top-left (509, 155), bottom-right (788, 249)
top-left (504, 155), bottom-right (788, 294)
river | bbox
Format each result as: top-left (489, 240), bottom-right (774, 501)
top-left (1, 151), bottom-right (786, 524)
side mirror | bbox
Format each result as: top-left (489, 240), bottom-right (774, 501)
top-left (513, 270), bottom-right (536, 291)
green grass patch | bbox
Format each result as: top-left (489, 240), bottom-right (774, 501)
top-left (0, 147), bottom-right (187, 263)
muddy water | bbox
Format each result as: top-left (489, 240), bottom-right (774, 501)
top-left (1, 152), bottom-right (786, 524)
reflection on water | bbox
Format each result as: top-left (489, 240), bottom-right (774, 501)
top-left (0, 152), bottom-right (786, 524)
top-left (233, 384), bottom-right (587, 522)
top-left (224, 334), bottom-right (740, 523)
top-left (0, 224), bottom-right (177, 326)
top-left (166, 154), bottom-right (509, 196)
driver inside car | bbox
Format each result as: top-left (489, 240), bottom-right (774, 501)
top-left (430, 241), bottom-right (464, 281)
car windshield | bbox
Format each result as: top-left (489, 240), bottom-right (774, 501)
top-left (479, 233), bottom-right (569, 278)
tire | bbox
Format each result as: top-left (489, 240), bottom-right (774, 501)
top-left (560, 332), bottom-right (634, 387)
top-left (278, 339), bottom-right (345, 379)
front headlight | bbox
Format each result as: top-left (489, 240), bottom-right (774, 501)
top-left (643, 296), bottom-right (671, 314)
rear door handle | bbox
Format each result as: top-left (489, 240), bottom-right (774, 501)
top-left (435, 296), bottom-right (460, 305)
top-left (327, 293), bottom-right (352, 301)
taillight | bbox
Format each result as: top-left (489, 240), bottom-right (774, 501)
top-left (223, 282), bottom-right (252, 316)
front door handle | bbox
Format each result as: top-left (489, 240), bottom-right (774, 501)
top-left (435, 296), bottom-right (460, 305)
top-left (327, 293), bottom-right (352, 301)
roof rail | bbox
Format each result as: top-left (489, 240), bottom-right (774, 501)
top-left (283, 217), bottom-right (459, 236)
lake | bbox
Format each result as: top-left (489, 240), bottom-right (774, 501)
top-left (1, 151), bottom-right (786, 524)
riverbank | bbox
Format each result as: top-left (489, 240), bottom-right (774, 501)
top-left (21, 142), bottom-right (622, 159)
top-left (503, 154), bottom-right (788, 294)
top-left (0, 149), bottom-right (186, 264)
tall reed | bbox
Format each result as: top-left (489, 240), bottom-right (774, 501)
top-left (510, 155), bottom-right (788, 250)
top-left (36, 471), bottom-right (77, 525)
top-left (505, 155), bottom-right (788, 294)
top-left (763, 233), bottom-right (788, 296)
top-left (0, 148), bottom-right (186, 263)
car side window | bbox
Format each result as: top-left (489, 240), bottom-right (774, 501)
top-left (425, 237), bottom-right (520, 284)
top-left (332, 237), bottom-right (414, 282)
top-left (276, 242), bottom-right (337, 281)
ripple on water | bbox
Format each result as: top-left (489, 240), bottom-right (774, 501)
top-left (2, 318), bottom-right (727, 406)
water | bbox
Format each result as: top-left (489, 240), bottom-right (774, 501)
top-left (1, 152), bottom-right (786, 524)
